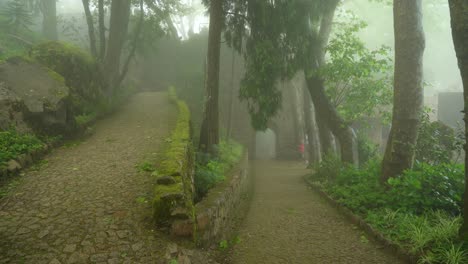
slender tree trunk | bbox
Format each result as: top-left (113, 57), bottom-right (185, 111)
top-left (41, 0), bottom-right (57, 40)
top-left (381, 0), bottom-right (425, 183)
top-left (226, 47), bottom-right (236, 139)
top-left (82, 0), bottom-right (98, 57)
top-left (104, 0), bottom-right (131, 95)
top-left (118, 0), bottom-right (144, 86)
top-left (303, 85), bottom-right (321, 165)
top-left (304, 0), bottom-right (357, 165)
top-left (305, 75), bottom-right (357, 165)
top-left (98, 0), bottom-right (106, 61)
top-left (447, 0), bottom-right (468, 240)
top-left (199, 0), bottom-right (223, 154)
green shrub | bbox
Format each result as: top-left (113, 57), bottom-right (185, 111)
top-left (0, 129), bottom-right (44, 166)
top-left (310, 157), bottom-right (467, 263)
top-left (415, 109), bottom-right (463, 165)
top-left (387, 163), bottom-right (464, 215)
top-left (357, 132), bottom-right (379, 166)
top-left (194, 140), bottom-right (243, 201)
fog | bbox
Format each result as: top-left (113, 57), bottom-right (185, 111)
top-left (1, 0), bottom-right (468, 263)
top-left (344, 0), bottom-right (461, 95)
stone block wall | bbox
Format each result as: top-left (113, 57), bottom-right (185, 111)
top-left (171, 152), bottom-right (251, 246)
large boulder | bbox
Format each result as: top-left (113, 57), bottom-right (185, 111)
top-left (0, 57), bottom-right (74, 134)
top-left (30, 42), bottom-right (105, 114)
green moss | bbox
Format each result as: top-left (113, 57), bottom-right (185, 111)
top-left (45, 68), bottom-right (66, 85)
top-left (29, 41), bottom-right (104, 115)
top-left (153, 183), bottom-right (184, 222)
top-left (153, 87), bottom-right (195, 229)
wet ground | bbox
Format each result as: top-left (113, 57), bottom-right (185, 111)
top-left (0, 92), bottom-right (177, 263)
top-left (230, 160), bottom-right (405, 264)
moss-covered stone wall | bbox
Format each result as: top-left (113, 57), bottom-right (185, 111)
top-left (153, 87), bottom-right (195, 236)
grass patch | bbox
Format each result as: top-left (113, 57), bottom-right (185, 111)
top-left (136, 161), bottom-right (156, 173)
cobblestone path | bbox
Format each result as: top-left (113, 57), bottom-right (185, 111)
top-left (0, 92), bottom-right (177, 264)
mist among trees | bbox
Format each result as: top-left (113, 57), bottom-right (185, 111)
top-left (0, 0), bottom-right (467, 263)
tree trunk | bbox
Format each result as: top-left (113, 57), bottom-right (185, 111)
top-left (305, 75), bottom-right (357, 165)
top-left (41, 0), bottom-right (57, 40)
top-left (198, 0), bottom-right (223, 154)
top-left (447, 0), bottom-right (468, 240)
top-left (304, 0), bottom-right (357, 165)
top-left (303, 85), bottom-right (321, 165)
top-left (82, 0), bottom-right (98, 57)
top-left (98, 0), bottom-right (106, 61)
top-left (104, 0), bottom-right (131, 95)
top-left (381, 0), bottom-right (425, 183)
top-left (118, 0), bottom-right (144, 86)
top-left (315, 110), bottom-right (333, 157)
top-left (226, 47), bottom-right (236, 139)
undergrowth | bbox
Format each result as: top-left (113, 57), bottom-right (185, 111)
top-left (194, 140), bottom-right (243, 201)
top-left (0, 129), bottom-right (44, 166)
top-left (309, 155), bottom-right (467, 263)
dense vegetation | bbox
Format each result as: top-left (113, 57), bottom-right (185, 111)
top-left (309, 123), bottom-right (465, 263)
top-left (0, 130), bottom-right (44, 167)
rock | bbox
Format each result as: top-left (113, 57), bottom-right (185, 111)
top-left (161, 193), bottom-right (184, 202)
top-left (116, 230), bottom-right (130, 239)
top-left (170, 207), bottom-right (189, 220)
top-left (49, 258), bottom-right (61, 264)
top-left (16, 154), bottom-right (32, 167)
top-left (0, 57), bottom-right (74, 135)
top-left (171, 220), bottom-right (193, 237)
top-left (37, 229), bottom-right (49, 239)
top-left (68, 252), bottom-right (88, 264)
top-left (156, 176), bottom-right (176, 185)
top-left (166, 243), bottom-right (178, 258)
top-left (63, 244), bottom-right (76, 253)
top-left (7, 160), bottom-right (21, 173)
top-left (131, 242), bottom-right (144, 252)
top-left (177, 255), bottom-right (191, 264)
top-left (15, 227), bottom-right (30, 235)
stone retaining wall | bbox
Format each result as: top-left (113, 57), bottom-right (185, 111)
top-left (172, 152), bottom-right (251, 246)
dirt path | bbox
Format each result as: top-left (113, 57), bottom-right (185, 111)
top-left (0, 92), bottom-right (177, 264)
top-left (230, 160), bottom-right (405, 264)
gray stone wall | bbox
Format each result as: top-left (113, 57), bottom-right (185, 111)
top-left (171, 153), bottom-right (251, 246)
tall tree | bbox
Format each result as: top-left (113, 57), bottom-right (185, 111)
top-left (447, 0), bottom-right (468, 240)
top-left (104, 0), bottom-right (131, 95)
top-left (41, 0), bottom-right (57, 40)
top-left (199, 0), bottom-right (223, 153)
top-left (381, 0), bottom-right (425, 183)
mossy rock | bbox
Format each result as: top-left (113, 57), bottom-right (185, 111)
top-left (29, 41), bottom-right (105, 114)
top-left (153, 183), bottom-right (186, 224)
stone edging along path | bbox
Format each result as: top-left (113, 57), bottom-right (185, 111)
top-left (0, 120), bottom-right (95, 181)
top-left (0, 140), bottom-right (61, 180)
top-left (303, 176), bottom-right (419, 264)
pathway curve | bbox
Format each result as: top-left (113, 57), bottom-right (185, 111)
top-left (0, 92), bottom-right (177, 264)
top-left (230, 160), bottom-right (405, 264)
